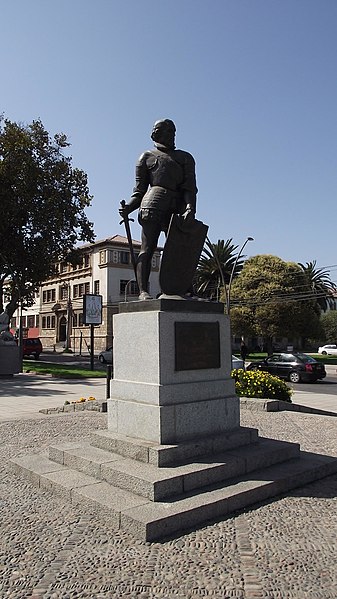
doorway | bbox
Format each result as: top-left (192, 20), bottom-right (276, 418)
top-left (59, 316), bottom-right (66, 342)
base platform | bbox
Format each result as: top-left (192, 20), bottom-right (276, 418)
top-left (10, 427), bottom-right (337, 541)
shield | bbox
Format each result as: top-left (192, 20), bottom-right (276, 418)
top-left (159, 215), bottom-right (208, 296)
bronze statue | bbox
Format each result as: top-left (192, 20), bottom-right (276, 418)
top-left (119, 119), bottom-right (199, 300)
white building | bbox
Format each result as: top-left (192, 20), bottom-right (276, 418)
top-left (11, 235), bottom-right (161, 353)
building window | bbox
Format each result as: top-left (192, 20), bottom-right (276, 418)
top-left (120, 279), bottom-right (138, 296)
top-left (42, 315), bottom-right (56, 330)
top-left (84, 255), bottom-right (90, 268)
top-left (73, 313), bottom-right (78, 327)
top-left (120, 251), bottom-right (129, 264)
top-left (79, 313), bottom-right (84, 327)
top-left (60, 286), bottom-right (68, 300)
top-left (27, 316), bottom-right (35, 328)
top-left (73, 284), bottom-right (89, 298)
top-left (94, 280), bottom-right (100, 295)
top-left (36, 315), bottom-right (39, 328)
top-left (60, 262), bottom-right (68, 273)
top-left (42, 289), bottom-right (56, 303)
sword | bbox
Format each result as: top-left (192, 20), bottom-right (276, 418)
top-left (119, 200), bottom-right (138, 281)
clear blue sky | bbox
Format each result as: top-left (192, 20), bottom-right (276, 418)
top-left (2, 0), bottom-right (337, 278)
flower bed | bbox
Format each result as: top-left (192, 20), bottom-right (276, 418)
top-left (231, 368), bottom-right (292, 402)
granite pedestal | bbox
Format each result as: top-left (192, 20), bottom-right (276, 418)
top-left (108, 299), bottom-right (239, 445)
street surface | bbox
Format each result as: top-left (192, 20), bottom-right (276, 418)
top-left (36, 352), bottom-right (337, 397)
top-left (0, 354), bottom-right (336, 597)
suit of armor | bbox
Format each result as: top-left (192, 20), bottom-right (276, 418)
top-left (120, 120), bottom-right (198, 299)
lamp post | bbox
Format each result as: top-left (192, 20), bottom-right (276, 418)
top-left (63, 282), bottom-right (73, 352)
top-left (227, 237), bottom-right (254, 315)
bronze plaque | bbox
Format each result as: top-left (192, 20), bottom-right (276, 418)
top-left (175, 322), bottom-right (220, 371)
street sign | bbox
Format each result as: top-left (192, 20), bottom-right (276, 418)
top-left (83, 294), bottom-right (102, 325)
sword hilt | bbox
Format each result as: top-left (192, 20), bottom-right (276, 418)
top-left (119, 199), bottom-right (134, 224)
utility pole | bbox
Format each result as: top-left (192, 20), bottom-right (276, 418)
top-left (65, 286), bottom-right (73, 351)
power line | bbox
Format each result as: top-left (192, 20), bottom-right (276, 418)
top-left (231, 290), bottom-right (337, 308)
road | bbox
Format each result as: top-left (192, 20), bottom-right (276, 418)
top-left (25, 349), bottom-right (108, 371)
top-left (32, 353), bottom-right (337, 392)
top-left (289, 365), bottom-right (337, 393)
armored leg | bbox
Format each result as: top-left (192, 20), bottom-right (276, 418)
top-left (137, 221), bottom-right (162, 299)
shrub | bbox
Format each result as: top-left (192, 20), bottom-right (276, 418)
top-left (231, 369), bottom-right (292, 402)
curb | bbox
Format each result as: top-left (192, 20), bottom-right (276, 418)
top-left (39, 400), bottom-right (107, 415)
top-left (240, 397), bottom-right (337, 417)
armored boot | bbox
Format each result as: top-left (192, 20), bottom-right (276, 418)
top-left (136, 253), bottom-right (153, 300)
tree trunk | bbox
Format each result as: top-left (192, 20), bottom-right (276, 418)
top-left (266, 337), bottom-right (273, 355)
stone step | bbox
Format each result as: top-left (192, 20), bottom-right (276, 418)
top-left (90, 426), bottom-right (259, 467)
top-left (10, 450), bottom-right (337, 542)
top-left (47, 437), bottom-right (300, 501)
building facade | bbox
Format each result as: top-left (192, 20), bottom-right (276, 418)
top-left (11, 235), bottom-right (161, 353)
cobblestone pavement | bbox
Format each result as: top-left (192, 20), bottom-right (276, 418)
top-left (0, 411), bottom-right (336, 599)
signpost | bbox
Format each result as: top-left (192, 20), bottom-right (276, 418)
top-left (83, 294), bottom-right (103, 370)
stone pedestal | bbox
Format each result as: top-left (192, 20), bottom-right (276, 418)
top-left (108, 299), bottom-right (239, 444)
top-left (0, 344), bottom-right (20, 375)
top-left (12, 302), bottom-right (337, 541)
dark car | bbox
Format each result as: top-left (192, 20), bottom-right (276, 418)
top-left (22, 337), bottom-right (43, 360)
top-left (246, 352), bottom-right (326, 383)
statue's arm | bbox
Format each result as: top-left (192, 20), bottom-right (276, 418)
top-left (120, 153), bottom-right (150, 217)
top-left (181, 153), bottom-right (198, 215)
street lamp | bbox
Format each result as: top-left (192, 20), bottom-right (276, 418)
top-left (227, 237), bottom-right (254, 315)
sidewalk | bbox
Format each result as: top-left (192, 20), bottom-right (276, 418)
top-left (0, 373), bottom-right (108, 421)
top-left (1, 375), bottom-right (337, 596)
top-left (1, 391), bottom-right (337, 597)
top-left (1, 371), bottom-right (337, 422)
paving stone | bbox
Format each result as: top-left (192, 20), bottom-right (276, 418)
top-left (3, 410), bottom-right (337, 598)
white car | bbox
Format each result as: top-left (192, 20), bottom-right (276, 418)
top-left (232, 355), bottom-right (244, 369)
top-left (317, 344), bottom-right (337, 356)
top-left (98, 346), bottom-right (113, 363)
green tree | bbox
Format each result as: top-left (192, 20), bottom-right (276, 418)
top-left (230, 255), bottom-right (322, 353)
top-left (0, 117), bottom-right (95, 317)
top-left (298, 260), bottom-right (337, 312)
top-left (195, 238), bottom-right (244, 301)
top-left (320, 310), bottom-right (337, 343)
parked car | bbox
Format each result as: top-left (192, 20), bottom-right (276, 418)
top-left (98, 346), bottom-right (112, 364)
top-left (246, 352), bottom-right (326, 383)
top-left (22, 337), bottom-right (43, 360)
top-left (232, 355), bottom-right (244, 370)
top-left (318, 344), bottom-right (337, 356)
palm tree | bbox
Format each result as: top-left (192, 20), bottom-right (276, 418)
top-left (298, 260), bottom-right (337, 312)
top-left (195, 238), bottom-right (244, 301)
